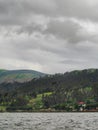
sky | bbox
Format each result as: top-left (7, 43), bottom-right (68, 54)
top-left (0, 0), bottom-right (98, 74)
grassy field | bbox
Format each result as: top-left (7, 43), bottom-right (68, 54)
top-left (0, 106), bottom-right (6, 112)
top-left (29, 92), bottom-right (52, 110)
top-left (0, 92), bottom-right (52, 112)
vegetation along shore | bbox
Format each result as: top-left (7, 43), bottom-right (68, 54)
top-left (0, 69), bottom-right (98, 112)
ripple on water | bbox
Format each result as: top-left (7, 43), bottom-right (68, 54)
top-left (0, 113), bottom-right (97, 130)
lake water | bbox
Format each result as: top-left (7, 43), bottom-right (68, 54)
top-left (0, 113), bottom-right (98, 130)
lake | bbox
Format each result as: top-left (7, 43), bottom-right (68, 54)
top-left (0, 113), bottom-right (98, 130)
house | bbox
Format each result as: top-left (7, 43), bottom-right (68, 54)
top-left (78, 102), bottom-right (86, 111)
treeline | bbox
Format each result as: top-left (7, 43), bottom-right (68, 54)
top-left (0, 69), bottom-right (98, 111)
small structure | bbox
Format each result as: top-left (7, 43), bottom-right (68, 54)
top-left (78, 102), bottom-right (86, 111)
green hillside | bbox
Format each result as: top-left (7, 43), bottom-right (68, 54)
top-left (0, 69), bottom-right (46, 83)
top-left (0, 68), bottom-right (98, 112)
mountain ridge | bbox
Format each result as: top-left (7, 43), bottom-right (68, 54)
top-left (0, 69), bottom-right (46, 83)
top-left (0, 68), bottom-right (98, 111)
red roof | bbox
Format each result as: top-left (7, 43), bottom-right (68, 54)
top-left (78, 102), bottom-right (85, 105)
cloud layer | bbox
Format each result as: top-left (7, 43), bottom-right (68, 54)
top-left (0, 0), bottom-right (98, 73)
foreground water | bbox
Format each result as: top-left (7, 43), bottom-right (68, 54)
top-left (0, 113), bottom-right (98, 130)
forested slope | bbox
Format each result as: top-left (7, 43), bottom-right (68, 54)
top-left (0, 69), bottom-right (98, 111)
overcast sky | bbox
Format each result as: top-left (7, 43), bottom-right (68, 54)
top-left (0, 0), bottom-right (98, 74)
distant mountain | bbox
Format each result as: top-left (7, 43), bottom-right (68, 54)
top-left (17, 68), bottom-right (98, 93)
top-left (0, 69), bottom-right (46, 83)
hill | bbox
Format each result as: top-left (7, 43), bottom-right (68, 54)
top-left (0, 69), bottom-right (46, 83)
top-left (0, 68), bottom-right (98, 111)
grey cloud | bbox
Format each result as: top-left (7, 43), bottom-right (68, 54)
top-left (0, 0), bottom-right (98, 73)
top-left (0, 0), bottom-right (98, 27)
top-left (44, 19), bottom-right (98, 44)
top-left (56, 0), bottom-right (98, 21)
top-left (11, 18), bottom-right (98, 45)
top-left (17, 24), bottom-right (43, 35)
top-left (0, 0), bottom-right (56, 26)
top-left (61, 59), bottom-right (86, 65)
top-left (0, 0), bottom-right (24, 25)
top-left (0, 33), bottom-right (98, 73)
top-left (45, 19), bottom-right (80, 43)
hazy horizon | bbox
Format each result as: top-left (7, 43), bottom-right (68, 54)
top-left (1, 67), bottom-right (98, 75)
top-left (0, 0), bottom-right (98, 73)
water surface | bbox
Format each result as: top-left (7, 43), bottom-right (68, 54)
top-left (0, 113), bottom-right (98, 130)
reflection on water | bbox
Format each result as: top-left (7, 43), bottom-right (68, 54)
top-left (0, 113), bottom-right (98, 130)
